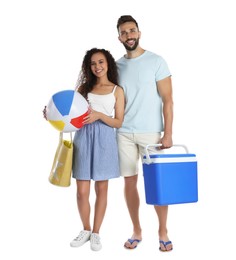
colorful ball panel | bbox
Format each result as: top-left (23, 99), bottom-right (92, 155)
top-left (46, 90), bottom-right (89, 132)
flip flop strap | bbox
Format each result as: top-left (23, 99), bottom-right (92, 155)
top-left (159, 240), bottom-right (172, 246)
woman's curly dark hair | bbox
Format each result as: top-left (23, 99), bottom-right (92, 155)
top-left (76, 48), bottom-right (118, 98)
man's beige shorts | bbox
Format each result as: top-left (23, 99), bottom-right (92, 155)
top-left (117, 132), bottom-right (163, 177)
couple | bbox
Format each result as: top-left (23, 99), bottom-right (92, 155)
top-left (68, 15), bottom-right (173, 252)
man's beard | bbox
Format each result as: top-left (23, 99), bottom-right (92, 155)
top-left (123, 38), bottom-right (139, 51)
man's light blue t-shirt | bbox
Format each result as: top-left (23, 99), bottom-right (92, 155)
top-left (116, 50), bottom-right (171, 133)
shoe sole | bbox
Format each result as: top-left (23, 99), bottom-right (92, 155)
top-left (90, 246), bottom-right (102, 251)
top-left (70, 239), bottom-right (90, 247)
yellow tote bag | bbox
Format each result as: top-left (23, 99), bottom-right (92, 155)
top-left (49, 132), bottom-right (73, 187)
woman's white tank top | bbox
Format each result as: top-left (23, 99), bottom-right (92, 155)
top-left (87, 85), bottom-right (117, 116)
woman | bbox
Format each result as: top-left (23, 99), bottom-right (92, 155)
top-left (70, 48), bottom-right (125, 251)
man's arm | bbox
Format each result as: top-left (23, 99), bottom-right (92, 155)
top-left (157, 76), bottom-right (173, 148)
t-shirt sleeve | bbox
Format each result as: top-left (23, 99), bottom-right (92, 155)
top-left (155, 56), bottom-right (171, 81)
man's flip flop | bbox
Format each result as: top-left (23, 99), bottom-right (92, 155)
top-left (124, 238), bottom-right (142, 249)
top-left (159, 240), bottom-right (173, 252)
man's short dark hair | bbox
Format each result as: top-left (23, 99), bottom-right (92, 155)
top-left (117, 15), bottom-right (139, 31)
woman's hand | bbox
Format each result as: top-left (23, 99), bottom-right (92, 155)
top-left (83, 108), bottom-right (100, 124)
top-left (42, 106), bottom-right (48, 120)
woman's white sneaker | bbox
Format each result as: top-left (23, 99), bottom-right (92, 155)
top-left (90, 233), bottom-right (102, 251)
top-left (70, 230), bottom-right (91, 247)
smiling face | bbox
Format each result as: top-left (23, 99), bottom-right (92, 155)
top-left (118, 21), bottom-right (141, 51)
top-left (90, 52), bottom-right (108, 78)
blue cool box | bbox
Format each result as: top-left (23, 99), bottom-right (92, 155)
top-left (143, 153), bottom-right (198, 205)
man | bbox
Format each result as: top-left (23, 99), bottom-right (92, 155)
top-left (116, 15), bottom-right (173, 252)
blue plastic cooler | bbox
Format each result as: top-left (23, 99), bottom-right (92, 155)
top-left (143, 144), bottom-right (198, 206)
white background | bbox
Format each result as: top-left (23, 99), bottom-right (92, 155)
top-left (1, 0), bottom-right (236, 259)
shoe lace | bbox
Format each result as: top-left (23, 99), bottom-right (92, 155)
top-left (74, 231), bottom-right (87, 241)
top-left (91, 234), bottom-right (100, 244)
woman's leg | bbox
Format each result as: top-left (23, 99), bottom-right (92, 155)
top-left (92, 180), bottom-right (108, 233)
top-left (76, 180), bottom-right (91, 231)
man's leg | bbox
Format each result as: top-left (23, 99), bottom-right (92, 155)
top-left (124, 175), bottom-right (142, 249)
top-left (117, 133), bottom-right (142, 249)
top-left (154, 205), bottom-right (173, 251)
top-left (136, 132), bottom-right (172, 251)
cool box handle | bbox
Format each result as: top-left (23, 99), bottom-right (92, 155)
top-left (144, 144), bottom-right (189, 165)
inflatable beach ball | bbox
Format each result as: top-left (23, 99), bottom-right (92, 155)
top-left (46, 90), bottom-right (89, 132)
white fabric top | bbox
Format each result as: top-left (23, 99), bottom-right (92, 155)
top-left (87, 85), bottom-right (117, 116)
